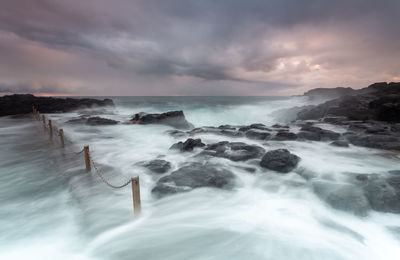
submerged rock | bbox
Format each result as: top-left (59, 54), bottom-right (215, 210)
top-left (86, 117), bottom-right (119, 125)
top-left (200, 141), bottom-right (265, 161)
top-left (151, 162), bottom-right (236, 197)
top-left (131, 110), bottom-right (194, 129)
top-left (355, 174), bottom-right (400, 214)
top-left (0, 94), bottom-right (113, 116)
top-left (272, 131), bottom-right (298, 141)
top-left (312, 181), bottom-right (369, 216)
top-left (260, 149), bottom-right (300, 173)
top-left (140, 159), bottom-right (171, 174)
top-left (330, 140), bottom-right (350, 147)
top-left (170, 138), bottom-right (205, 152)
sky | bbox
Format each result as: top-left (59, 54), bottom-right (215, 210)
top-left (0, 0), bottom-right (399, 96)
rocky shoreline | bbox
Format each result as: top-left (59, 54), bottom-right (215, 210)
top-left (2, 82), bottom-right (400, 216)
top-left (0, 94), bottom-right (113, 116)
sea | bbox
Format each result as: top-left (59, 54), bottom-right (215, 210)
top-left (0, 96), bottom-right (399, 260)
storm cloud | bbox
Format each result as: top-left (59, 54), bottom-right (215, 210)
top-left (0, 0), bottom-right (399, 95)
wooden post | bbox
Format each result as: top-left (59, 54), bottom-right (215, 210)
top-left (131, 176), bottom-right (141, 216)
top-left (48, 120), bottom-right (53, 135)
top-left (84, 145), bottom-right (91, 172)
top-left (42, 115), bottom-right (45, 125)
top-left (59, 129), bottom-right (65, 147)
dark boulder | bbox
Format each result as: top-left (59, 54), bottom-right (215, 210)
top-left (312, 181), bottom-right (369, 216)
top-left (86, 117), bottom-right (119, 125)
top-left (0, 94), bottom-right (113, 116)
top-left (245, 129), bottom-right (271, 140)
top-left (131, 110), bottom-right (194, 129)
top-left (201, 141), bottom-right (265, 161)
top-left (151, 162), bottom-right (236, 197)
top-left (272, 131), bottom-right (298, 141)
top-left (260, 149), bottom-right (300, 173)
top-left (300, 126), bottom-right (340, 141)
top-left (188, 126), bottom-right (243, 138)
top-left (170, 138), bottom-right (205, 152)
top-left (140, 159), bottom-right (172, 174)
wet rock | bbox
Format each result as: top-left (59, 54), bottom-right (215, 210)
top-left (272, 124), bottom-right (289, 129)
top-left (151, 162), bottom-right (236, 197)
top-left (188, 126), bottom-right (243, 138)
top-left (250, 123), bottom-right (270, 131)
top-left (245, 129), bottom-right (271, 140)
top-left (355, 174), bottom-right (400, 214)
top-left (86, 117), bottom-right (119, 125)
top-left (297, 131), bottom-right (321, 141)
top-left (131, 110), bottom-right (194, 129)
top-left (300, 126), bottom-right (340, 141)
top-left (312, 181), bottom-right (369, 216)
top-left (272, 131), bottom-right (298, 141)
top-left (260, 149), bottom-right (300, 173)
top-left (201, 141), bottom-right (265, 161)
top-left (330, 140), bottom-right (349, 147)
top-left (170, 138), bottom-right (205, 152)
top-left (304, 87), bottom-right (356, 100)
top-left (141, 159), bottom-right (171, 174)
top-left (345, 133), bottom-right (400, 150)
top-left (0, 94), bottom-right (114, 116)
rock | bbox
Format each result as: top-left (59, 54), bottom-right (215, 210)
top-left (304, 87), bottom-right (355, 100)
top-left (165, 129), bottom-right (187, 137)
top-left (330, 140), bottom-right (349, 147)
top-left (297, 131), bottom-right (321, 141)
top-left (300, 126), bottom-right (340, 141)
top-left (131, 110), bottom-right (194, 129)
top-left (86, 117), bottom-right (119, 125)
top-left (260, 149), bottom-right (300, 173)
top-left (298, 82), bottom-right (400, 123)
top-left (345, 133), bottom-right (400, 150)
top-left (245, 129), bottom-right (271, 140)
top-left (170, 138), bottom-right (205, 152)
top-left (151, 162), bottom-right (236, 197)
top-left (141, 159), bottom-right (171, 174)
top-left (312, 181), bottom-right (369, 216)
top-left (201, 142), bottom-right (265, 161)
top-left (272, 124), bottom-right (289, 129)
top-left (188, 126), bottom-right (243, 138)
top-left (250, 123), bottom-right (270, 131)
top-left (355, 174), bottom-right (400, 213)
top-left (0, 94), bottom-right (113, 116)
top-left (272, 131), bottom-right (297, 141)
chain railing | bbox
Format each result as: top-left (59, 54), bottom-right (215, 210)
top-left (31, 106), bottom-right (141, 217)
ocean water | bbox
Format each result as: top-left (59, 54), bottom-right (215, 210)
top-left (0, 96), bottom-right (400, 260)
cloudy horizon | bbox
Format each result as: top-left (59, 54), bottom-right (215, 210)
top-left (1, 0), bottom-right (399, 96)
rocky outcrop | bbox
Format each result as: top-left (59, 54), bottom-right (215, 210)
top-left (151, 162), bottom-right (236, 197)
top-left (298, 82), bottom-right (400, 122)
top-left (170, 138), bottom-right (205, 152)
top-left (0, 94), bottom-right (113, 116)
top-left (304, 87), bottom-right (356, 100)
top-left (131, 111), bottom-right (194, 129)
top-left (260, 149), bottom-right (300, 173)
top-left (200, 141), bottom-right (265, 161)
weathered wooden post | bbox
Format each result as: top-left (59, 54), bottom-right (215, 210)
top-left (131, 176), bottom-right (141, 216)
top-left (59, 129), bottom-right (65, 147)
top-left (84, 145), bottom-right (91, 172)
top-left (42, 115), bottom-right (46, 127)
top-left (48, 120), bottom-right (53, 135)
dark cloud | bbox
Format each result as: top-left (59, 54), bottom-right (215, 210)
top-left (0, 0), bottom-right (399, 95)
